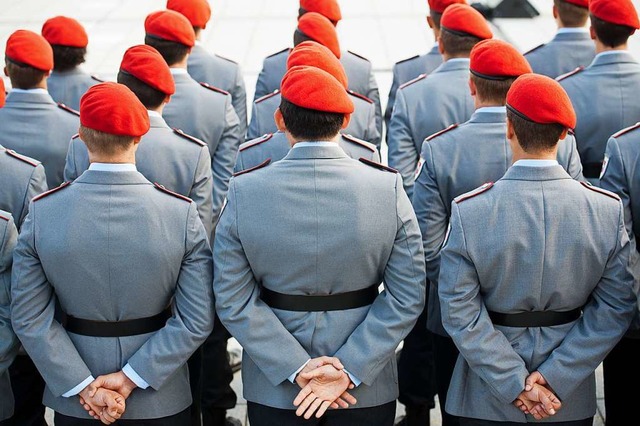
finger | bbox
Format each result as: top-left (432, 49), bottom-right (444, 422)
top-left (304, 397), bottom-right (324, 420)
top-left (340, 391), bottom-right (357, 405)
top-left (334, 397), bottom-right (350, 409)
top-left (538, 390), bottom-right (556, 415)
top-left (328, 357), bottom-right (344, 370)
top-left (524, 371), bottom-right (541, 392)
top-left (348, 383), bottom-right (355, 390)
top-left (330, 402), bottom-right (340, 409)
top-left (315, 400), bottom-right (332, 418)
top-left (295, 393), bottom-right (317, 417)
top-left (293, 385), bottom-right (312, 407)
top-left (101, 410), bottom-right (117, 424)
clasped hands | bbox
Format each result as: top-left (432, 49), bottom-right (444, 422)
top-left (513, 371), bottom-right (562, 420)
top-left (77, 371), bottom-right (138, 424)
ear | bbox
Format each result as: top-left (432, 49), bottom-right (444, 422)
top-left (438, 37), bottom-right (445, 55)
top-left (132, 136), bottom-right (142, 147)
top-left (274, 108), bottom-right (287, 131)
top-left (468, 77), bottom-right (477, 97)
top-left (559, 129), bottom-right (568, 141)
top-left (427, 15), bottom-right (434, 29)
top-left (590, 25), bottom-right (596, 40)
top-left (552, 5), bottom-right (558, 19)
top-left (506, 116), bottom-right (515, 141)
top-left (3, 66), bottom-right (8, 77)
top-left (341, 114), bottom-right (351, 130)
top-left (164, 94), bottom-right (171, 104)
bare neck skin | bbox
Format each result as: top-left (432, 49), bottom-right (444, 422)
top-left (507, 118), bottom-right (563, 163)
top-left (469, 78), bottom-right (506, 109)
top-left (274, 108), bottom-right (351, 147)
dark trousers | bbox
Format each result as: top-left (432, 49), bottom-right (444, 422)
top-left (54, 408), bottom-right (191, 426)
top-left (247, 401), bottom-right (396, 426)
top-left (188, 346), bottom-right (204, 426)
top-left (433, 333), bottom-right (461, 426)
top-left (459, 417), bottom-right (593, 426)
top-left (0, 355), bottom-right (47, 426)
top-left (603, 336), bottom-right (640, 426)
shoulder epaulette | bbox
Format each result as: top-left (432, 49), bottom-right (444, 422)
top-left (240, 134), bottom-right (274, 152)
top-left (214, 54), bottom-right (238, 65)
top-left (172, 128), bottom-right (207, 147)
top-left (399, 74), bottom-right (427, 90)
top-left (154, 183), bottom-right (192, 202)
top-left (0, 213), bottom-right (9, 222)
top-left (426, 124), bottom-right (458, 142)
top-left (612, 122), bottom-right (640, 139)
top-left (341, 134), bottom-right (375, 153)
top-left (347, 51), bottom-right (370, 62)
top-left (556, 66), bottom-right (584, 82)
top-left (454, 182), bottom-right (494, 203)
top-left (267, 47), bottom-right (290, 59)
top-left (348, 90), bottom-right (373, 104)
top-left (396, 55), bottom-right (419, 65)
top-left (359, 158), bottom-right (397, 173)
top-left (33, 181), bottom-right (71, 201)
top-left (524, 43), bottom-right (545, 55)
top-left (199, 82), bottom-right (230, 96)
top-left (72, 133), bottom-right (80, 140)
top-left (580, 181), bottom-right (620, 201)
top-left (255, 90), bottom-right (280, 104)
top-left (5, 149), bottom-right (39, 167)
top-left (57, 103), bottom-right (80, 116)
top-left (233, 158), bottom-right (271, 177)
top-left (91, 75), bottom-right (104, 83)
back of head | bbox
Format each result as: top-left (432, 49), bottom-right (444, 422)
top-left (589, 0), bottom-right (639, 48)
top-left (144, 10), bottom-right (195, 65)
top-left (439, 4), bottom-right (492, 57)
top-left (295, 12), bottom-right (341, 58)
top-left (428, 0), bottom-right (466, 28)
top-left (287, 41), bottom-right (348, 88)
top-left (166, 0), bottom-right (212, 31)
top-left (5, 30), bottom-right (53, 89)
top-left (298, 0), bottom-right (342, 25)
top-left (42, 16), bottom-right (89, 72)
top-left (554, 0), bottom-right (589, 28)
top-left (117, 45), bottom-right (175, 109)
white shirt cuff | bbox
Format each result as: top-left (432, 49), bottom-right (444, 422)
top-left (62, 375), bottom-right (95, 398)
top-left (343, 369), bottom-right (361, 387)
top-left (123, 363), bottom-right (149, 389)
top-left (288, 359), bottom-right (311, 383)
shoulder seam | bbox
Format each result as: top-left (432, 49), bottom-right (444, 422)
top-left (4, 149), bottom-right (40, 167)
top-left (556, 66), bottom-right (584, 82)
top-left (154, 183), bottom-right (192, 202)
top-left (359, 158), bottom-right (397, 173)
top-left (33, 181), bottom-right (71, 201)
top-left (172, 128), bottom-right (207, 147)
top-left (233, 158), bottom-right (271, 177)
top-left (580, 181), bottom-right (620, 201)
top-left (341, 134), bottom-right (375, 152)
top-left (612, 122), bottom-right (640, 139)
top-left (426, 124), bottom-right (458, 142)
top-left (399, 74), bottom-right (427, 90)
top-left (239, 134), bottom-right (274, 152)
top-left (454, 182), bottom-right (494, 203)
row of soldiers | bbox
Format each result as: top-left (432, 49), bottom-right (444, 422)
top-left (1, 0), bottom-right (640, 425)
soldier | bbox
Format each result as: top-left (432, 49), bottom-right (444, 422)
top-left (558, 0), bottom-right (640, 184)
top-left (387, 3), bottom-right (492, 198)
top-left (0, 30), bottom-right (80, 189)
top-left (167, 0), bottom-right (248, 137)
top-left (11, 82), bottom-right (214, 426)
top-left (439, 73), bottom-right (636, 425)
top-left (524, 0), bottom-right (595, 78)
top-left (42, 16), bottom-right (101, 111)
top-left (214, 65), bottom-right (426, 426)
top-left (385, 0), bottom-right (466, 129)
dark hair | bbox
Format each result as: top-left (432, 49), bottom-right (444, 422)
top-left (51, 45), bottom-right (86, 72)
top-left (279, 98), bottom-right (344, 140)
top-left (554, 0), bottom-right (589, 27)
top-left (144, 35), bottom-right (190, 66)
top-left (590, 15), bottom-right (635, 48)
top-left (429, 11), bottom-right (444, 29)
top-left (470, 74), bottom-right (516, 105)
top-left (439, 28), bottom-right (483, 57)
top-left (293, 29), bottom-right (314, 47)
top-left (117, 71), bottom-right (166, 109)
top-left (4, 58), bottom-right (47, 89)
top-left (80, 125), bottom-right (136, 155)
top-left (507, 108), bottom-right (565, 153)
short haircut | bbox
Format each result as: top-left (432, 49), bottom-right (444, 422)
top-left (554, 0), bottom-right (589, 27)
top-left (4, 58), bottom-right (47, 89)
top-left (590, 15), bottom-right (635, 48)
top-left (117, 70), bottom-right (166, 110)
top-left (80, 125), bottom-right (136, 156)
top-left (279, 97), bottom-right (344, 141)
top-left (470, 74), bottom-right (516, 105)
top-left (507, 108), bottom-right (565, 153)
top-left (51, 45), bottom-right (87, 72)
top-left (293, 29), bottom-right (313, 47)
top-left (439, 28), bottom-right (483, 57)
top-left (429, 11), bottom-right (444, 29)
top-left (144, 35), bottom-right (190, 66)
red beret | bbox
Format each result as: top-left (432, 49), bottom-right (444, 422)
top-left (299, 0), bottom-right (342, 23)
top-left (470, 39), bottom-right (531, 80)
top-left (281, 66), bottom-right (353, 114)
top-left (80, 82), bottom-right (150, 137)
top-left (120, 45), bottom-right (175, 96)
top-left (42, 16), bottom-right (88, 48)
top-left (5, 30), bottom-right (54, 71)
top-left (561, 0), bottom-right (588, 8)
top-left (0, 79), bottom-right (5, 108)
top-left (167, 0), bottom-right (212, 29)
top-left (287, 41), bottom-right (348, 88)
top-left (507, 74), bottom-right (576, 129)
top-left (590, 0), bottom-right (639, 30)
top-left (297, 12), bottom-right (341, 59)
top-left (428, 0), bottom-right (467, 14)
top-left (145, 10), bottom-right (195, 47)
top-left (441, 4), bottom-right (493, 39)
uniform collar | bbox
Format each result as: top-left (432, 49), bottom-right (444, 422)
top-left (74, 169), bottom-right (150, 185)
top-left (433, 58), bottom-right (469, 73)
top-left (10, 88), bottom-right (49, 95)
top-left (284, 142), bottom-right (349, 160)
top-left (557, 27), bottom-right (589, 34)
top-left (428, 43), bottom-right (440, 55)
top-left (469, 107), bottom-right (506, 123)
top-left (552, 29), bottom-right (591, 42)
top-left (89, 163), bottom-right (137, 172)
top-left (590, 50), bottom-right (637, 67)
top-left (148, 111), bottom-right (169, 128)
top-left (292, 141), bottom-right (336, 149)
top-left (169, 68), bottom-right (189, 75)
top-left (502, 164), bottom-right (571, 181)
top-left (5, 89), bottom-right (56, 105)
top-left (513, 159), bottom-right (559, 168)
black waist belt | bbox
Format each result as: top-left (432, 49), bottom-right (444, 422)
top-left (583, 162), bottom-right (603, 179)
top-left (261, 285), bottom-right (379, 312)
top-left (488, 308), bottom-right (582, 327)
top-left (62, 308), bottom-right (172, 337)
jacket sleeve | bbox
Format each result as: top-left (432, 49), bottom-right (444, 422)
top-left (365, 69), bottom-right (382, 140)
top-left (63, 138), bottom-right (80, 183)
top-left (365, 102), bottom-right (381, 149)
top-left (601, 138), bottom-right (633, 238)
top-left (563, 133), bottom-right (585, 181)
top-left (253, 62), bottom-right (270, 101)
top-left (246, 102), bottom-right (261, 141)
top-left (384, 63), bottom-right (401, 130)
top-left (127, 202), bottom-right (214, 390)
top-left (213, 179), bottom-right (311, 386)
top-left (333, 173), bottom-right (426, 385)
top-left (387, 89), bottom-right (419, 199)
top-left (0, 216), bottom-right (19, 378)
top-left (21, 165), bottom-right (48, 226)
top-left (189, 147), bottom-right (215, 244)
top-left (231, 65), bottom-right (248, 138)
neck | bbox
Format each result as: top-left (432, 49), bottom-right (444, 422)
top-left (287, 134), bottom-right (340, 147)
top-left (149, 104), bottom-right (165, 115)
top-left (88, 151), bottom-right (136, 165)
top-left (169, 56), bottom-right (189, 69)
top-left (595, 40), bottom-right (627, 54)
top-left (474, 98), bottom-right (505, 109)
top-left (442, 53), bottom-right (468, 62)
top-left (511, 146), bottom-right (557, 163)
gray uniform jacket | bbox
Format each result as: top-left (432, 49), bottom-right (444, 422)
top-left (63, 114), bottom-right (215, 240)
top-left (413, 109), bottom-right (584, 337)
top-left (214, 143), bottom-right (426, 409)
top-left (234, 132), bottom-right (380, 173)
top-left (0, 146), bottom-right (48, 227)
top-left (439, 165), bottom-right (635, 422)
top-left (385, 45), bottom-right (443, 127)
top-left (163, 71), bottom-right (242, 221)
top-left (188, 44), bottom-right (248, 137)
top-left (10, 170), bottom-right (214, 419)
top-left (559, 51), bottom-right (640, 182)
top-left (0, 212), bottom-right (19, 421)
top-left (47, 69), bottom-right (100, 111)
top-left (388, 58), bottom-right (474, 198)
top-left (254, 48), bottom-right (382, 137)
top-left (524, 30), bottom-right (596, 78)
top-left (0, 90), bottom-right (80, 188)
top-left (246, 90), bottom-right (380, 147)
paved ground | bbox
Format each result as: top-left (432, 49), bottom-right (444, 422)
top-left (2, 0), bottom-right (635, 424)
